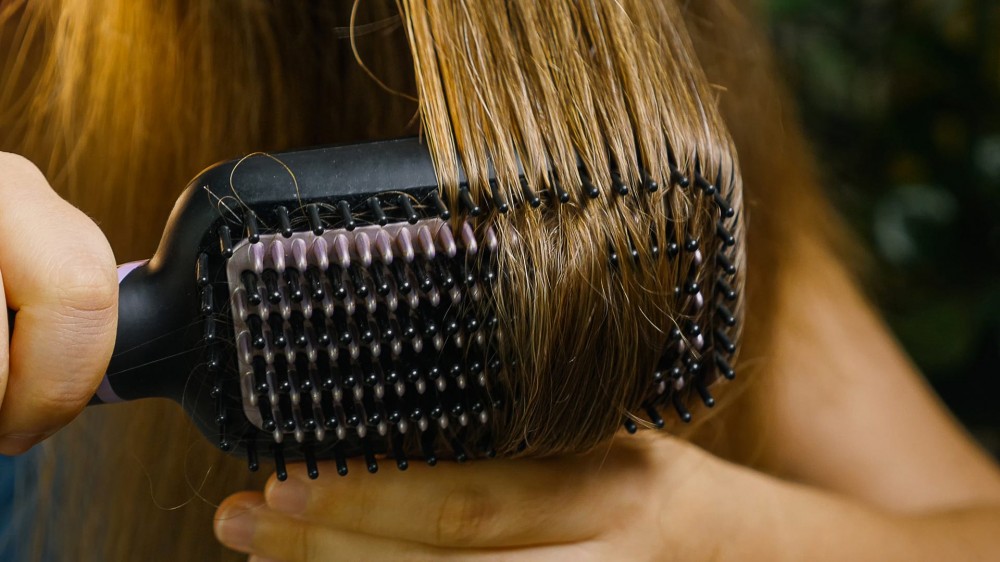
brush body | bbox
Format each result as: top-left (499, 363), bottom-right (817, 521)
top-left (6, 137), bottom-right (744, 480)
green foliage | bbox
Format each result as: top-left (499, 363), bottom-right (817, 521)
top-left (765, 0), bottom-right (1000, 433)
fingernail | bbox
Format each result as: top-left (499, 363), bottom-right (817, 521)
top-left (215, 504), bottom-right (257, 550)
top-left (0, 433), bottom-right (44, 455)
top-left (267, 476), bottom-right (308, 515)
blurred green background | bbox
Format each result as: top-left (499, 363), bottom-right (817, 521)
top-left (764, 0), bottom-right (999, 453)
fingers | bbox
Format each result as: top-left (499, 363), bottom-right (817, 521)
top-left (216, 492), bottom-right (455, 562)
top-left (260, 445), bottom-right (657, 549)
top-left (216, 436), bottom-right (694, 561)
top-left (215, 493), bottom-right (582, 562)
top-left (0, 152), bottom-right (118, 453)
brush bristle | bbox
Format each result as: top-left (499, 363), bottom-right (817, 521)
top-left (225, 218), bottom-right (500, 476)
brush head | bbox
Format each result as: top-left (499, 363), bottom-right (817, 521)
top-left (225, 219), bottom-right (500, 477)
top-left (99, 137), bottom-right (744, 480)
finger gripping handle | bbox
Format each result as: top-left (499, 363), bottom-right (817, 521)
top-left (5, 260), bottom-right (149, 404)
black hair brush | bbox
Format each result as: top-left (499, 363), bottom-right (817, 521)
top-left (7, 137), bottom-right (743, 480)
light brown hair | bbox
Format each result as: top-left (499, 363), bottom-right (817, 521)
top-left (0, 0), bottom-right (836, 560)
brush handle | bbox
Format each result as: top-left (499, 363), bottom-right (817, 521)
top-left (5, 260), bottom-right (148, 404)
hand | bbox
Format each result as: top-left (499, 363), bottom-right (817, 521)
top-left (213, 432), bottom-right (784, 561)
top-left (0, 152), bottom-right (118, 454)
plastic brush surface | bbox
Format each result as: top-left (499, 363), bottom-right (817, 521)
top-left (226, 220), bottom-right (499, 477)
top-left (6, 137), bottom-right (746, 479)
top-left (76, 138), bottom-right (514, 479)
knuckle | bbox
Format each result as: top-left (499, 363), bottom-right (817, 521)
top-left (435, 486), bottom-right (497, 546)
top-left (28, 379), bottom-right (92, 420)
top-left (50, 253), bottom-right (118, 316)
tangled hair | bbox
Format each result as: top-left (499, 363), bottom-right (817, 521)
top-left (1, 0), bottom-right (832, 560)
top-left (397, 0), bottom-right (744, 455)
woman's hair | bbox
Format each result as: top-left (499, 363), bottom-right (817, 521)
top-left (0, 0), bottom-right (840, 559)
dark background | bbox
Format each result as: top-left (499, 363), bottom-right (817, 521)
top-left (764, 0), bottom-right (999, 454)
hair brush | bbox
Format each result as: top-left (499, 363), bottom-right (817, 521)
top-left (7, 137), bottom-right (744, 480)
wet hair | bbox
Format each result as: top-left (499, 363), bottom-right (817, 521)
top-left (0, 1), bottom-right (840, 559)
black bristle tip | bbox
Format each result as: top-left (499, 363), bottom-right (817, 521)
top-left (273, 445), bottom-right (288, 481)
top-left (694, 172), bottom-right (716, 195)
top-left (304, 448), bottom-right (319, 480)
top-left (556, 184), bottom-right (570, 203)
top-left (623, 419), bottom-right (638, 434)
top-left (520, 177), bottom-right (541, 208)
top-left (671, 393), bottom-right (693, 423)
top-left (696, 382), bottom-right (716, 408)
top-left (335, 445), bottom-right (349, 477)
top-left (716, 303), bottom-right (737, 327)
top-left (276, 206), bottom-right (293, 238)
top-left (645, 405), bottom-right (666, 429)
top-left (306, 204), bottom-right (324, 235)
top-left (429, 190), bottom-right (451, 219)
top-left (206, 348), bottom-right (222, 372)
top-left (611, 171), bottom-right (629, 195)
top-left (218, 225), bottom-right (233, 258)
top-left (262, 269), bottom-right (282, 304)
top-left (550, 174), bottom-right (570, 203)
top-left (450, 438), bottom-right (469, 463)
top-left (196, 252), bottom-right (210, 286)
top-left (717, 253), bottom-right (737, 276)
top-left (684, 280), bottom-right (700, 295)
top-left (284, 268), bottom-right (303, 302)
top-left (458, 187), bottom-right (481, 217)
top-left (715, 328), bottom-right (737, 354)
top-left (244, 210), bottom-right (260, 243)
top-left (421, 432), bottom-right (439, 465)
top-left (215, 393), bottom-right (227, 426)
top-left (247, 315), bottom-right (265, 349)
top-left (246, 440), bottom-right (259, 472)
top-left (684, 236), bottom-right (699, 252)
top-left (392, 432), bottom-right (409, 471)
top-left (363, 443), bottom-right (379, 474)
top-left (714, 191), bottom-right (735, 218)
top-left (669, 164), bottom-right (690, 188)
top-left (716, 278), bottom-right (738, 301)
top-left (368, 197), bottom-right (388, 226)
top-left (241, 270), bottom-right (261, 305)
top-left (200, 286), bottom-right (214, 314)
top-left (642, 169), bottom-right (659, 192)
top-left (715, 352), bottom-right (736, 380)
top-left (581, 172), bottom-right (600, 199)
top-left (399, 195), bottom-right (419, 224)
top-left (716, 222), bottom-right (736, 247)
top-left (337, 200), bottom-right (356, 231)
top-left (489, 179), bottom-right (510, 213)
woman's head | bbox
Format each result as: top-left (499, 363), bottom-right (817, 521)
top-left (7, 0), bottom-right (746, 455)
top-left (0, 1), bottom-right (833, 559)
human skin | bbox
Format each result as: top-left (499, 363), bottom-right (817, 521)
top-left (0, 152), bottom-right (118, 455)
top-left (1, 151), bottom-right (998, 560)
top-left (213, 238), bottom-right (1000, 561)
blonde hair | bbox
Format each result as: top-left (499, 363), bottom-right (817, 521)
top-left (0, 0), bottom-right (836, 559)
